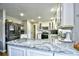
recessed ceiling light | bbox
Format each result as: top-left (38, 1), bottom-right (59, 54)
top-left (20, 13), bottom-right (24, 16)
top-left (38, 16), bottom-right (41, 19)
top-left (50, 17), bottom-right (54, 19)
top-left (31, 19), bottom-right (34, 22)
top-left (8, 20), bottom-right (13, 22)
top-left (50, 8), bottom-right (55, 12)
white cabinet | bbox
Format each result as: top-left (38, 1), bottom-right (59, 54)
top-left (37, 33), bottom-right (41, 39)
top-left (54, 52), bottom-right (75, 56)
top-left (38, 21), bottom-right (53, 30)
top-left (72, 4), bottom-right (79, 41)
top-left (38, 22), bottom-right (49, 30)
top-left (8, 45), bottom-right (27, 56)
top-left (7, 45), bottom-right (53, 56)
top-left (27, 48), bottom-right (53, 56)
top-left (61, 3), bottom-right (74, 26)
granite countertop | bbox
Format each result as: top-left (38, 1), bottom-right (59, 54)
top-left (7, 39), bottom-right (54, 51)
top-left (53, 42), bottom-right (79, 55)
top-left (7, 39), bottom-right (62, 52)
top-left (7, 38), bottom-right (79, 55)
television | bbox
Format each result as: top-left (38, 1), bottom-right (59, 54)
top-left (50, 30), bottom-right (58, 34)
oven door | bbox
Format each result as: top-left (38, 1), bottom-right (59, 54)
top-left (41, 32), bottom-right (48, 39)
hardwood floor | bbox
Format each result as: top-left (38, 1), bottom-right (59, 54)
top-left (0, 52), bottom-right (8, 56)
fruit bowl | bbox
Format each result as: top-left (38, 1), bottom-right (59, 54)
top-left (74, 42), bottom-right (79, 51)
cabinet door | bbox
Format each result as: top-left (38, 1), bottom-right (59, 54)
top-left (8, 45), bottom-right (27, 56)
top-left (72, 4), bottom-right (79, 41)
top-left (61, 3), bottom-right (74, 26)
top-left (54, 52), bottom-right (74, 56)
top-left (27, 48), bottom-right (53, 56)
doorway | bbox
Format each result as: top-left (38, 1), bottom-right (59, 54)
top-left (33, 25), bottom-right (36, 39)
top-left (32, 24), bottom-right (36, 39)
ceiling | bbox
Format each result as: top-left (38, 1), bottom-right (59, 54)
top-left (0, 3), bottom-right (59, 21)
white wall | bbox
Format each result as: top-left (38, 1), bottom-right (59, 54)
top-left (40, 21), bottom-right (49, 27)
top-left (6, 16), bottom-right (22, 24)
top-left (27, 20), bottom-right (32, 39)
top-left (0, 9), bottom-right (6, 52)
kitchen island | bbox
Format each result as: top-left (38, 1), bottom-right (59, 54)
top-left (7, 39), bottom-right (79, 56)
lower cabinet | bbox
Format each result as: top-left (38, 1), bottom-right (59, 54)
top-left (7, 45), bottom-right (53, 56)
top-left (7, 45), bottom-right (79, 56)
top-left (7, 45), bottom-right (27, 56)
top-left (27, 48), bottom-right (53, 56)
top-left (54, 52), bottom-right (79, 56)
top-left (54, 53), bottom-right (70, 56)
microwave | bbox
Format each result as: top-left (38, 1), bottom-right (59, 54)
top-left (42, 27), bottom-right (48, 30)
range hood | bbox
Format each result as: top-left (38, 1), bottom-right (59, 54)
top-left (59, 25), bottom-right (74, 29)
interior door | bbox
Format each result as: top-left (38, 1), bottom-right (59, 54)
top-left (33, 25), bottom-right (36, 39)
top-left (31, 23), bottom-right (36, 39)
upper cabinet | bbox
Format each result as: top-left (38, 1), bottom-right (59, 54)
top-left (38, 20), bottom-right (58, 30)
top-left (38, 22), bottom-right (50, 30)
top-left (61, 3), bottom-right (74, 27)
